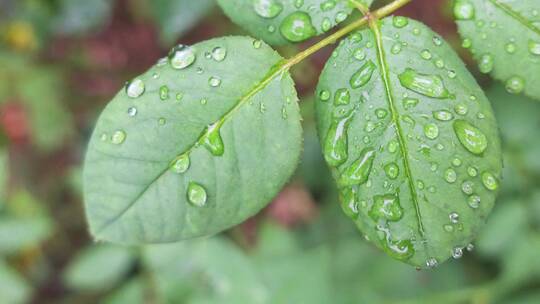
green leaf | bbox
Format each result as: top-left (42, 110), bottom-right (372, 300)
top-left (453, 0), bottom-right (540, 100)
top-left (315, 17), bottom-right (502, 268)
top-left (217, 0), bottom-right (373, 45)
top-left (149, 0), bottom-right (215, 46)
top-left (0, 260), bottom-right (31, 304)
top-left (63, 245), bottom-right (135, 292)
top-left (0, 149), bottom-right (8, 207)
top-left (84, 36), bottom-right (302, 244)
top-left (103, 278), bottom-right (146, 304)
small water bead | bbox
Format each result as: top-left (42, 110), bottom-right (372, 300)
top-left (462, 38), bottom-right (472, 49)
top-left (294, 0), bottom-right (304, 8)
top-left (455, 103), bottom-right (468, 115)
top-left (176, 92), bottom-right (184, 101)
top-left (321, 17), bottom-right (332, 32)
top-left (426, 258), bottom-right (439, 268)
top-left (468, 194), bottom-right (481, 208)
top-left (279, 11), bottom-right (317, 42)
top-left (200, 98), bottom-right (208, 105)
top-left (388, 140), bottom-right (399, 153)
top-left (433, 110), bottom-right (454, 121)
top-left (375, 108), bottom-right (388, 119)
top-left (267, 25), bottom-right (276, 33)
top-left (158, 117), bottom-right (166, 125)
top-left (452, 247), bottom-right (463, 259)
top-left (156, 57), bottom-right (168, 67)
top-left (424, 124), bottom-right (439, 140)
top-left (449, 212), bottom-right (459, 224)
top-left (187, 182), bottom-right (207, 207)
top-left (334, 88), bottom-right (350, 105)
top-left (100, 133), bottom-right (108, 142)
top-left (412, 27), bottom-right (421, 35)
top-left (365, 122), bottom-right (376, 133)
top-left (209, 76), bottom-right (222, 87)
top-left (420, 48), bottom-right (432, 59)
top-left (319, 90), bottom-right (331, 101)
top-left (482, 171), bottom-right (499, 191)
top-left (447, 70), bottom-right (457, 79)
top-left (335, 11), bottom-right (348, 23)
top-left (444, 224), bottom-right (454, 232)
top-left (398, 68), bottom-right (451, 99)
top-left (320, 0), bottom-right (336, 11)
top-left (159, 85), bottom-right (169, 100)
top-left (478, 54), bottom-right (494, 74)
top-left (125, 79), bottom-right (145, 98)
top-left (505, 76), bottom-right (525, 94)
top-left (127, 107), bottom-right (137, 117)
top-left (253, 0), bottom-right (283, 18)
top-left (353, 48), bottom-right (366, 60)
top-left (432, 36), bottom-right (443, 46)
top-left (152, 72), bottom-right (159, 79)
top-left (384, 163), bottom-right (399, 180)
top-left (339, 148), bottom-right (375, 186)
top-left (172, 154), bottom-right (190, 173)
top-left (392, 16), bottom-right (409, 28)
top-left (454, 0), bottom-right (475, 20)
top-left (196, 67), bottom-right (204, 74)
top-left (528, 40), bottom-right (540, 55)
top-left (462, 180), bottom-right (474, 195)
top-left (203, 122), bottom-right (224, 156)
top-left (169, 44), bottom-right (196, 70)
top-left (211, 47), bottom-right (227, 62)
top-left (350, 60), bottom-right (376, 89)
top-left (467, 166), bottom-right (478, 177)
top-left (505, 42), bottom-right (516, 54)
top-left (391, 43), bottom-right (402, 54)
top-left (340, 187), bottom-right (359, 219)
top-left (444, 168), bottom-right (457, 183)
top-left (466, 243), bottom-right (475, 251)
top-left (453, 120), bottom-right (488, 155)
top-left (369, 194), bottom-right (403, 221)
top-left (253, 40), bottom-right (263, 49)
top-left (452, 158), bottom-right (462, 167)
top-left (111, 130), bottom-right (126, 145)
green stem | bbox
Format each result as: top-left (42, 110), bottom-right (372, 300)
top-left (282, 0), bottom-right (412, 70)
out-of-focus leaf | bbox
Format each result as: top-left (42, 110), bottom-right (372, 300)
top-left (144, 238), bottom-right (269, 303)
top-left (0, 149), bottom-right (7, 207)
top-left (103, 278), bottom-right (145, 304)
top-left (316, 17), bottom-right (502, 268)
top-left (63, 245), bottom-right (135, 292)
top-left (217, 0), bottom-right (373, 45)
top-left (149, 0), bottom-right (215, 46)
top-left (502, 292), bottom-right (540, 304)
top-left (453, 0), bottom-right (540, 100)
top-left (499, 234), bottom-right (540, 288)
top-left (0, 217), bottom-right (52, 255)
top-left (0, 260), bottom-right (31, 304)
top-left (84, 36), bottom-right (302, 244)
top-left (52, 0), bottom-right (113, 36)
top-left (476, 199), bottom-right (528, 259)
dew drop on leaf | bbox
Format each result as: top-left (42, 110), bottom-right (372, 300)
top-left (426, 257), bottom-right (439, 268)
top-left (125, 79), bottom-right (145, 98)
top-left (172, 154), bottom-right (190, 174)
top-left (211, 46), bottom-right (227, 61)
top-left (420, 49), bottom-right (432, 60)
top-left (402, 97), bottom-right (419, 110)
top-left (334, 88), bottom-right (350, 105)
top-left (392, 16), bottom-right (409, 28)
top-left (528, 40), bottom-right (540, 55)
top-left (324, 110), bottom-right (354, 167)
top-left (481, 171), bottom-right (499, 191)
top-left (433, 110), bottom-right (454, 121)
top-left (449, 212), bottom-right (459, 224)
top-left (505, 42), bottom-right (516, 54)
top-left (209, 76), bottom-right (222, 87)
top-left (111, 130), bottom-right (126, 145)
top-left (339, 148), bottom-right (375, 186)
top-left (384, 162), bottom-right (399, 180)
top-left (398, 68), bottom-right (451, 99)
top-left (340, 187), bottom-right (359, 219)
top-left (168, 45), bottom-right (196, 70)
top-left (452, 247), bottom-right (463, 259)
top-left (478, 53), bottom-right (494, 74)
top-left (253, 0), bottom-right (283, 18)
top-left (453, 120), bottom-right (488, 155)
top-left (319, 89), bottom-right (331, 101)
top-left (468, 194), bottom-right (481, 209)
top-left (279, 11), bottom-right (317, 42)
top-left (159, 85), bottom-right (169, 100)
top-left (444, 168), bottom-right (457, 183)
top-left (424, 123), bottom-right (439, 139)
top-left (187, 182), bottom-right (207, 207)
top-left (349, 60), bottom-right (376, 89)
top-left (461, 180), bottom-right (474, 195)
top-left (369, 194), bottom-right (403, 221)
top-left (127, 107), bottom-right (137, 117)
top-left (202, 123), bottom-right (225, 156)
top-left (453, 0), bottom-right (475, 20)
top-left (505, 76), bottom-right (525, 94)
top-left (320, 0), bottom-right (336, 12)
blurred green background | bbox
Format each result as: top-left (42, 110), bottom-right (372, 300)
top-left (1, 0), bottom-right (540, 303)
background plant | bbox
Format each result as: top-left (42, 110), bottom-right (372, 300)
top-left (0, 0), bottom-right (540, 303)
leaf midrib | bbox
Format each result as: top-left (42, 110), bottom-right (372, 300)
top-left (368, 19), bottom-right (426, 240)
top-left (95, 58), bottom-right (288, 235)
top-left (488, 0), bottom-right (540, 36)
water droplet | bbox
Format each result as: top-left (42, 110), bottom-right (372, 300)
top-left (449, 212), bottom-right (459, 224)
top-left (334, 88), bottom-right (350, 105)
top-left (384, 163), bottom-right (399, 180)
top-left (158, 117), bottom-right (166, 125)
top-left (319, 89), bottom-right (330, 101)
top-left (168, 44), bottom-right (196, 70)
top-left (159, 85), bottom-right (169, 100)
top-left (444, 168), bottom-right (457, 183)
top-left (125, 79), bottom-right (145, 98)
top-left (353, 48), bottom-right (366, 61)
top-left (481, 171), bottom-right (499, 191)
top-left (505, 42), bottom-right (516, 54)
top-left (392, 16), bottom-right (409, 28)
top-left (454, 0), bottom-right (475, 20)
top-left (468, 194), bottom-right (481, 208)
top-left (461, 180), bottom-right (474, 195)
top-left (433, 110), bottom-right (454, 121)
top-left (424, 123), bottom-right (439, 139)
top-left (100, 133), bottom-right (108, 141)
top-left (324, 110), bottom-right (354, 167)
top-left (340, 187), bottom-right (359, 219)
top-left (176, 92), bottom-right (184, 101)
top-left (127, 107), bottom-right (137, 117)
top-left (211, 47), bottom-right (227, 61)
top-left (432, 36), bottom-right (443, 46)
top-left (294, 0), bottom-right (304, 8)
top-left (462, 38), bottom-right (472, 48)
top-left (391, 43), bottom-right (402, 54)
top-left (388, 140), bottom-right (399, 153)
top-left (398, 68), bottom-right (451, 99)
top-left (321, 17), bottom-right (332, 32)
top-left (335, 11), bottom-right (347, 23)
top-left (466, 243), bottom-right (475, 251)
top-left (505, 76), bottom-right (525, 94)
top-left (339, 148), bottom-right (375, 186)
top-left (375, 108), bottom-right (388, 119)
top-left (111, 130), bottom-right (126, 145)
top-left (452, 247), bottom-right (463, 259)
top-left (452, 157), bottom-right (462, 167)
top-left (254, 0), bottom-right (283, 18)
top-left (253, 40), bottom-right (263, 49)
top-left (528, 40), bottom-right (540, 55)
top-left (426, 257), bottom-right (439, 268)
top-left (455, 103), bottom-right (468, 115)
top-left (280, 11), bottom-right (317, 42)
top-left (187, 182), bottom-right (207, 207)
top-left (350, 60), bottom-right (376, 89)
top-left (478, 53), bottom-right (493, 74)
top-left (453, 120), bottom-right (488, 155)
top-left (467, 166), bottom-right (478, 177)
top-left (444, 224), bottom-right (455, 232)
top-left (209, 76), bottom-right (222, 87)
top-left (320, 0), bottom-right (336, 11)
top-left (203, 123), bottom-right (224, 156)
top-left (369, 194), bottom-right (403, 221)
top-left (172, 154), bottom-right (190, 174)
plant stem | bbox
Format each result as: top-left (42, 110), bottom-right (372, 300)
top-left (282, 0), bottom-right (411, 70)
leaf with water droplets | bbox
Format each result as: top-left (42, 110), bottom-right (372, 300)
top-left (315, 17), bottom-right (502, 268)
top-left (84, 36), bottom-right (302, 244)
top-left (453, 0), bottom-right (540, 100)
top-left (217, 0), bottom-right (373, 45)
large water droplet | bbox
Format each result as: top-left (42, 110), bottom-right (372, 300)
top-left (339, 148), bottom-right (375, 186)
top-left (369, 194), bottom-right (403, 222)
top-left (253, 0), bottom-right (283, 18)
top-left (350, 60), bottom-right (376, 89)
top-left (125, 79), bottom-right (145, 98)
top-left (398, 68), bottom-right (451, 99)
top-left (454, 0), bottom-right (475, 20)
top-left (280, 11), bottom-right (317, 42)
top-left (169, 45), bottom-right (196, 69)
top-left (340, 187), bottom-right (359, 219)
top-left (203, 123), bottom-right (224, 156)
top-left (453, 120), bottom-right (488, 155)
top-left (187, 182), bottom-right (207, 207)
top-left (481, 171), bottom-right (499, 191)
top-left (324, 110), bottom-right (354, 167)
top-left (334, 88), bottom-right (350, 105)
